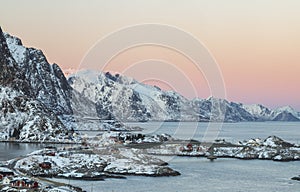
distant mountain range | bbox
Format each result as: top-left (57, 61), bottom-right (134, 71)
top-left (68, 70), bottom-right (300, 122)
top-left (0, 27), bottom-right (299, 140)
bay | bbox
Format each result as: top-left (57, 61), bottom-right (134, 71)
top-left (2, 122), bottom-right (300, 191)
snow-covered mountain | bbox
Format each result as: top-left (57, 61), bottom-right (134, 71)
top-left (242, 104), bottom-right (272, 121)
top-left (271, 106), bottom-right (300, 121)
top-left (191, 97), bottom-right (256, 122)
top-left (0, 87), bottom-right (72, 141)
top-left (68, 70), bottom-right (200, 122)
top-left (68, 70), bottom-right (300, 122)
top-left (242, 104), bottom-right (300, 121)
top-left (0, 26), bottom-right (299, 143)
top-left (0, 27), bottom-right (74, 141)
top-left (0, 27), bottom-right (135, 141)
top-left (3, 32), bottom-right (73, 115)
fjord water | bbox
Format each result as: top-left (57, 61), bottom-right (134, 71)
top-left (2, 122), bottom-right (300, 191)
top-left (0, 143), bottom-right (71, 161)
top-left (61, 157), bottom-right (299, 192)
top-left (130, 121), bottom-right (300, 144)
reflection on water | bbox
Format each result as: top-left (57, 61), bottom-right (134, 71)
top-left (0, 143), bottom-right (74, 161)
top-left (0, 143), bottom-right (41, 161)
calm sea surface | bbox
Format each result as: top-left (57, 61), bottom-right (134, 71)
top-left (1, 122), bottom-right (300, 192)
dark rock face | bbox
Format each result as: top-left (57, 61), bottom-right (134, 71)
top-left (159, 93), bottom-right (180, 120)
top-left (0, 27), bottom-right (73, 141)
top-left (3, 32), bottom-right (73, 115)
top-left (193, 98), bottom-right (255, 122)
top-left (0, 27), bottom-right (15, 85)
top-left (291, 176), bottom-right (300, 181)
top-left (0, 88), bottom-right (68, 141)
top-left (272, 111), bottom-right (300, 121)
top-left (0, 27), bottom-right (31, 96)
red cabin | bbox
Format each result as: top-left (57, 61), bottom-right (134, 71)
top-left (11, 179), bottom-right (26, 188)
top-left (45, 152), bottom-right (56, 156)
top-left (25, 180), bottom-right (39, 188)
top-left (10, 179), bottom-right (39, 189)
top-left (187, 143), bottom-right (193, 151)
top-left (39, 162), bottom-right (52, 169)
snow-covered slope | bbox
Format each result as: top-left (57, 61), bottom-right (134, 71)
top-left (191, 97), bottom-right (255, 122)
top-left (69, 70), bottom-right (300, 122)
top-left (272, 111), bottom-right (300, 121)
top-left (4, 32), bottom-right (73, 116)
top-left (0, 87), bottom-right (74, 142)
top-left (271, 106), bottom-right (300, 121)
top-left (242, 104), bottom-right (272, 121)
top-left (0, 27), bottom-right (75, 141)
top-left (242, 104), bottom-right (300, 121)
top-left (0, 27), bottom-right (135, 139)
top-left (69, 71), bottom-right (203, 122)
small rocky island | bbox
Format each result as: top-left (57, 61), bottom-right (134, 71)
top-left (145, 135), bottom-right (300, 161)
top-left (13, 145), bottom-right (179, 179)
top-left (291, 175), bottom-right (300, 181)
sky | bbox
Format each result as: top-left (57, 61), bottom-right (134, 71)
top-left (1, 0), bottom-right (300, 110)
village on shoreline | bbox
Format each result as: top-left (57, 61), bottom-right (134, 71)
top-left (1, 130), bottom-right (300, 191)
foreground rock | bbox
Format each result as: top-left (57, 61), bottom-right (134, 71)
top-left (291, 175), bottom-right (300, 181)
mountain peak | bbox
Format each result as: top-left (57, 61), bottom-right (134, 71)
top-left (3, 32), bottom-right (26, 64)
top-left (0, 27), bottom-right (31, 95)
top-left (272, 105), bottom-right (299, 120)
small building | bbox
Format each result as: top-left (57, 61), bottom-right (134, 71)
top-left (187, 143), bottom-right (193, 151)
top-left (24, 180), bottom-right (39, 188)
top-left (45, 152), bottom-right (56, 156)
top-left (10, 178), bottom-right (39, 189)
top-left (0, 168), bottom-right (14, 177)
top-left (39, 162), bottom-right (52, 169)
top-left (11, 179), bottom-right (25, 188)
top-left (2, 177), bottom-right (11, 185)
top-left (179, 143), bottom-right (194, 152)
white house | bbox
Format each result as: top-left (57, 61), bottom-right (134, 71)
top-left (2, 177), bottom-right (11, 185)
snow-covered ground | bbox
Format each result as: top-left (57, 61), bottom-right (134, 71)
top-left (2, 131), bottom-right (300, 192)
top-left (12, 142), bottom-right (179, 179)
top-left (144, 135), bottom-right (300, 161)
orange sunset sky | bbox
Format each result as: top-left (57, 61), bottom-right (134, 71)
top-left (1, 0), bottom-right (300, 110)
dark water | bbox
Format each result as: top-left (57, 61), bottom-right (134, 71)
top-left (0, 143), bottom-right (44, 161)
top-left (0, 143), bottom-right (71, 161)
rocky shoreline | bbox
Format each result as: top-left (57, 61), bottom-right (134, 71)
top-left (144, 135), bottom-right (300, 162)
top-left (10, 144), bottom-right (180, 179)
top-left (1, 133), bottom-right (300, 191)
